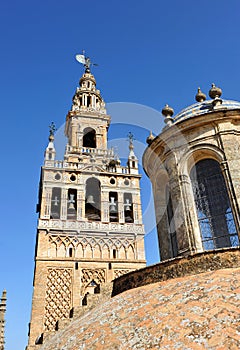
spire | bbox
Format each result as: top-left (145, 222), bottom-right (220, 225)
top-left (44, 122), bottom-right (56, 161)
top-left (128, 132), bottom-right (136, 157)
top-left (0, 290), bottom-right (7, 350)
top-left (127, 132), bottom-right (139, 174)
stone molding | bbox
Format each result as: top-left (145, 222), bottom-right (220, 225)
top-left (112, 247), bottom-right (240, 296)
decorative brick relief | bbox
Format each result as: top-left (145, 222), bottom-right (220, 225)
top-left (44, 268), bottom-right (72, 331)
top-left (81, 268), bottom-right (106, 292)
top-left (49, 234), bottom-right (136, 259)
top-left (114, 269), bottom-right (134, 279)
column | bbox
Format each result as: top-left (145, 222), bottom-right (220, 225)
top-left (77, 189), bottom-right (84, 221)
top-left (166, 155), bottom-right (193, 255)
top-left (118, 192), bottom-right (124, 223)
top-left (179, 174), bottom-right (203, 253)
top-left (101, 191), bottom-right (109, 222)
top-left (61, 188), bottom-right (68, 220)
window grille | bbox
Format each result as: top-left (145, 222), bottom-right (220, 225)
top-left (190, 159), bottom-right (239, 250)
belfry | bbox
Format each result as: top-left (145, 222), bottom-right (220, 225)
top-left (27, 55), bottom-right (145, 347)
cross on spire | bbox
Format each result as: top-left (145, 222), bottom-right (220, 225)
top-left (49, 122), bottom-right (56, 136)
top-left (127, 132), bottom-right (135, 150)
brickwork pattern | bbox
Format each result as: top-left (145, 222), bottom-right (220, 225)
top-left (40, 267), bottom-right (240, 349)
top-left (44, 268), bottom-right (72, 331)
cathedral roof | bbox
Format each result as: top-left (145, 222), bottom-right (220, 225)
top-left (174, 99), bottom-right (240, 124)
top-left (40, 267), bottom-right (240, 349)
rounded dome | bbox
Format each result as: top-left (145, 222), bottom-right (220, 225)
top-left (174, 99), bottom-right (240, 124)
top-left (40, 267), bottom-right (240, 350)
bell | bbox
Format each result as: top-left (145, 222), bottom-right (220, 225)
top-left (68, 194), bottom-right (75, 209)
top-left (124, 199), bottom-right (131, 211)
top-left (53, 196), bottom-right (59, 206)
top-left (86, 195), bottom-right (95, 204)
top-left (109, 197), bottom-right (117, 212)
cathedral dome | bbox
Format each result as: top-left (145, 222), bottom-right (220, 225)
top-left (40, 265), bottom-right (240, 350)
top-left (173, 99), bottom-right (240, 124)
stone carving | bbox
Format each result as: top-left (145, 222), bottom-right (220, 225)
top-left (114, 269), bottom-right (134, 278)
top-left (49, 234), bottom-right (135, 259)
top-left (39, 219), bottom-right (144, 234)
top-left (81, 268), bottom-right (106, 293)
top-left (44, 268), bottom-right (72, 331)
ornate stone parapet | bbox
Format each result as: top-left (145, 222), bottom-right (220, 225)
top-left (38, 219), bottom-right (145, 234)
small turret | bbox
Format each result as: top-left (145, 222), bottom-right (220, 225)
top-left (127, 132), bottom-right (139, 174)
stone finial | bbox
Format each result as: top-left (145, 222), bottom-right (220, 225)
top-left (162, 104), bottom-right (174, 126)
top-left (195, 87), bottom-right (206, 102)
top-left (146, 131), bottom-right (155, 145)
top-left (209, 83), bottom-right (222, 99)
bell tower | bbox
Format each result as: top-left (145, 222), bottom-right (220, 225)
top-left (27, 55), bottom-right (145, 348)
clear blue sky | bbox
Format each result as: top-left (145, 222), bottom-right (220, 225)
top-left (1, 1), bottom-right (240, 348)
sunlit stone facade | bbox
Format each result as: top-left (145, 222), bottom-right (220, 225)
top-left (27, 63), bottom-right (145, 348)
top-left (143, 85), bottom-right (240, 261)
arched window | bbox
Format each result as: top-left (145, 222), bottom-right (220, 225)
top-left (124, 193), bottom-right (134, 223)
top-left (109, 192), bottom-right (118, 222)
top-left (67, 189), bottom-right (77, 220)
top-left (83, 128), bottom-right (96, 148)
top-left (190, 159), bottom-right (239, 250)
top-left (85, 178), bottom-right (101, 221)
top-left (50, 187), bottom-right (61, 219)
top-left (166, 186), bottom-right (178, 257)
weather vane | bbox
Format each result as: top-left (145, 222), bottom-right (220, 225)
top-left (75, 50), bottom-right (98, 72)
top-left (49, 122), bottom-right (56, 136)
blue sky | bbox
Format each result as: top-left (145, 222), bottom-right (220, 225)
top-left (1, 0), bottom-right (240, 348)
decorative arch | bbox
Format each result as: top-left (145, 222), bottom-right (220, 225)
top-left (83, 127), bottom-right (96, 148)
top-left (49, 242), bottom-right (57, 258)
top-left (75, 243), bottom-right (84, 258)
top-left (57, 242), bottom-right (66, 257)
top-left (118, 245), bottom-right (126, 259)
top-left (85, 177), bottom-right (101, 221)
top-left (179, 144), bottom-right (225, 177)
top-left (93, 243), bottom-right (101, 259)
top-left (84, 243), bottom-right (93, 258)
top-left (101, 244), bottom-right (110, 259)
top-left (127, 244), bottom-right (135, 260)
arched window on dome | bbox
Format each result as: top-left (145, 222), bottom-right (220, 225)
top-left (190, 159), bottom-right (239, 250)
top-left (165, 185), bottom-right (178, 257)
top-left (85, 178), bottom-right (101, 221)
top-left (83, 127), bottom-right (96, 148)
